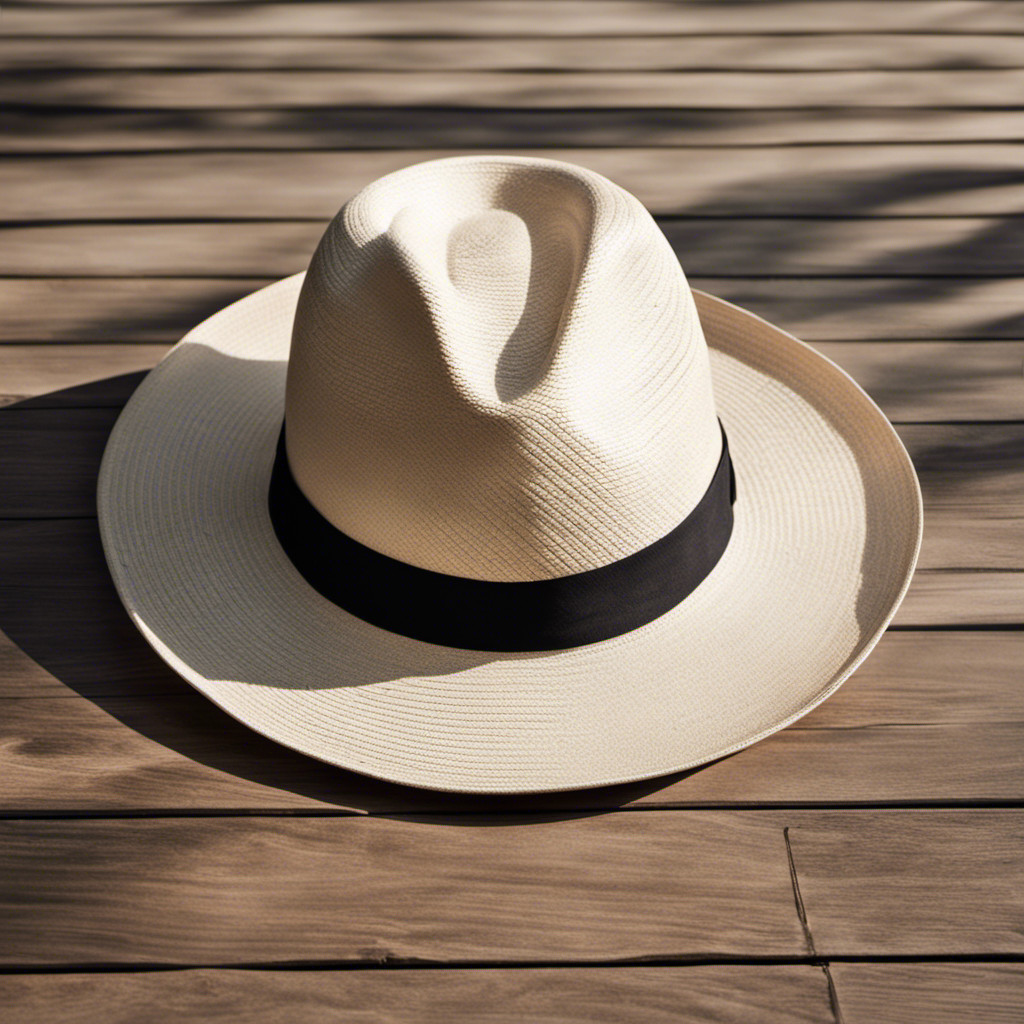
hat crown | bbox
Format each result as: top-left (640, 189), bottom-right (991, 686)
top-left (285, 156), bottom-right (721, 582)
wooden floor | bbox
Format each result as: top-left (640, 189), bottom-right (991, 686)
top-left (2, 2), bottom-right (1024, 1020)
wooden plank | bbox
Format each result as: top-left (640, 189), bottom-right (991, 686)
top-left (820, 340), bottom-right (1024, 423)
top-left (2, 690), bottom-right (1022, 812)
top-left (12, 69), bottom-right (1024, 109)
top-left (1, 629), bottom-right (1022, 812)
top-left (0, 346), bottom-right (166, 407)
top-left (892, 569), bottom-right (1024, 625)
top-left (0, 814), bottom-right (807, 965)
top-left (6, 218), bottom-right (1023, 277)
top-left (4, 402), bottom-right (1024, 546)
top-left (900, 424), bottom-right (1024, 570)
top-left (4, 147), bottom-right (1024, 220)
top-left (695, 277), bottom-right (1024, 342)
top-left (7, 2), bottom-right (1024, 36)
top-left (787, 810), bottom-right (1024, 955)
top-left (4, 478), bottom-right (1019, 693)
top-left (0, 966), bottom-right (837, 1024)
top-left (830, 963), bottom-right (1024, 1024)
top-left (1, 423), bottom-right (1020, 812)
top-left (3, 276), bottom-right (1021, 342)
top-left (9, 626), bottom-right (1011, 723)
top-left (0, 408), bottom-right (126, 517)
top-left (2, 503), bottom-right (1019, 622)
top-left (803, 630), bottom-right (1024, 727)
top-left (4, 33), bottom-right (1024, 72)
top-left (0, 279), bottom-right (259, 343)
top-left (0, 340), bottom-right (1017, 422)
top-left (4, 339), bottom-right (1021, 421)
top-left (1, 812), bottom-right (1019, 964)
top-left (3, 410), bottom-right (1023, 566)
top-left (0, 536), bottom-right (182, 697)
top-left (7, 108), bottom-right (1022, 152)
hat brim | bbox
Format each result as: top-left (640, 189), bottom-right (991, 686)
top-left (98, 274), bottom-right (921, 794)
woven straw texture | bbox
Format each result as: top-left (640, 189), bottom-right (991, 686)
top-left (98, 156), bottom-right (922, 794)
top-left (288, 157), bottom-right (719, 580)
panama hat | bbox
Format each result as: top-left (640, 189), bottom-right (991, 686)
top-left (98, 155), bottom-right (921, 794)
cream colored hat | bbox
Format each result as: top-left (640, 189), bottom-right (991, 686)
top-left (98, 155), bottom-right (921, 794)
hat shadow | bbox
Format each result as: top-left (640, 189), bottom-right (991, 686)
top-left (2, 353), bottom-right (921, 818)
top-left (0, 371), bottom-right (703, 818)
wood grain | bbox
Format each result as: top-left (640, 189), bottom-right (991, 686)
top-left (802, 631), bottom-right (1024, 727)
top-left (3, 0), bottom-right (1023, 1000)
top-left (0, 814), bottom-right (807, 965)
top-left (5, 582), bottom-right (1024, 812)
top-left (818, 341), bottom-right (1024, 423)
top-left (8, 109), bottom-right (1022, 152)
top-left (893, 570), bottom-right (1024, 625)
top-left (7, 2), bottom-right (1023, 36)
top-left (3, 277), bottom-right (1022, 343)
top-left (830, 963), bottom-right (1024, 1024)
top-left (2, 691), bottom-right (1022, 813)
top-left (5, 33), bottom-right (1023, 72)
top-left (13, 69), bottom-right (1024, 109)
top-left (7, 218), bottom-right (1023, 277)
top-left (1, 812), bottom-right (1018, 965)
top-left (899, 424), bottom-right (1024, 570)
top-left (3, 560), bottom-right (1023, 812)
top-left (3, 341), bottom-right (1021, 423)
top-left (2, 409), bottom-right (1022, 568)
top-left (11, 625), bottom-right (1015, 723)
top-left (5, 148), bottom-right (1024, 220)
top-left (787, 810), bottom-right (1024, 955)
top-left (0, 408), bottom-right (125, 516)
top-left (9, 493), bottom-right (1000, 603)
top-left (0, 346), bottom-right (167, 407)
top-left (0, 966), bottom-right (836, 1024)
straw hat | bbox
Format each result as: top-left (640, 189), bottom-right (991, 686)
top-left (98, 155), bottom-right (921, 794)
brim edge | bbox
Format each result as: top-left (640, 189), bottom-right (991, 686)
top-left (95, 275), bottom-right (925, 796)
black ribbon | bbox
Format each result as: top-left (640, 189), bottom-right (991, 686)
top-left (268, 423), bottom-right (736, 651)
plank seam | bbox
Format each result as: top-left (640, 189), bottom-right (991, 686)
top-left (785, 825), bottom-right (846, 1023)
top-left (4, 214), bottom-right (1019, 224)
top-left (9, 29), bottom-right (1024, 40)
top-left (6, 276), bottom-right (1023, 283)
top-left (0, 952), bottom-right (1022, 976)
top-left (8, 140), bottom-right (1024, 158)
top-left (5, 800), bottom-right (1024, 819)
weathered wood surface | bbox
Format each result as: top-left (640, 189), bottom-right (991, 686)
top-left (7, 964), bottom-right (1023, 1024)
top-left (9, 109), bottom-right (1024, 152)
top-left (6, 584), bottom-right (1021, 710)
top-left (3, 400), bottom-right (1022, 568)
top-left (3, 651), bottom-right (1023, 813)
top-left (5, 33), bottom-right (1024, 72)
top-left (5, 277), bottom-right (1023, 342)
top-left (13, 69), bottom-right (1024, 109)
top-left (7, 147), bottom-right (1024, 219)
top-left (788, 811), bottom-right (1024, 955)
top-left (894, 571), bottom-right (1024, 625)
top-left (0, 967), bottom-right (837, 1024)
top-left (0, 346), bottom-right (169, 406)
top-left (12, 1), bottom-right (1024, 30)
top-left (4, 340), bottom-right (1021, 422)
top-left (8, 2), bottom-right (1024, 35)
top-left (7, 218), bottom-right (1024, 276)
top-left (3, 0), bottom-right (1022, 1016)
top-left (0, 814), bottom-right (808, 965)
top-left (830, 964), bottom-right (1024, 1024)
top-left (1, 812), bottom-right (1019, 965)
